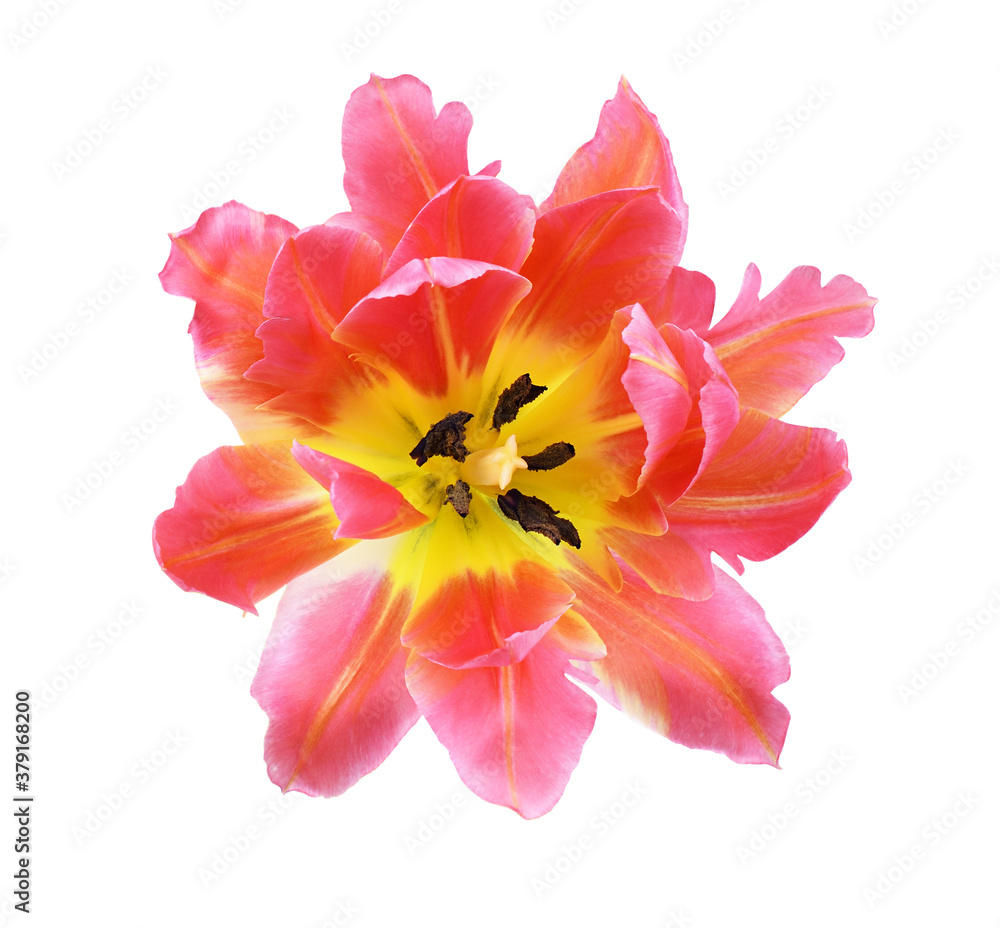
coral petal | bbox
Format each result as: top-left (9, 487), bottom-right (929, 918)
top-left (708, 264), bottom-right (877, 417)
top-left (153, 442), bottom-right (348, 614)
top-left (342, 74), bottom-right (474, 256)
top-left (571, 561), bottom-right (790, 765)
top-left (158, 201), bottom-right (305, 443)
top-left (406, 632), bottom-right (597, 818)
top-left (252, 554), bottom-right (418, 796)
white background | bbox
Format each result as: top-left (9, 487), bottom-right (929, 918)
top-left (2, 0), bottom-right (998, 925)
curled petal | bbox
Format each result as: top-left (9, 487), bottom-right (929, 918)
top-left (570, 561), bottom-right (790, 765)
top-left (642, 266), bottom-right (716, 335)
top-left (708, 264), bottom-right (877, 417)
top-left (601, 527), bottom-right (715, 601)
top-left (384, 174), bottom-right (536, 277)
top-left (405, 619), bottom-right (598, 818)
top-left (334, 257), bottom-right (531, 396)
top-left (620, 304), bottom-right (693, 485)
top-left (251, 553), bottom-right (418, 797)
top-left (663, 408), bottom-right (851, 574)
top-left (153, 443), bottom-right (349, 614)
top-left (291, 442), bottom-right (429, 541)
top-left (246, 224), bottom-right (383, 430)
top-left (158, 201), bottom-right (307, 444)
top-left (340, 74), bottom-right (474, 256)
top-left (542, 77), bottom-right (688, 257)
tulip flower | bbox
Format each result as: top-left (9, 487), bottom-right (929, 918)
top-left (155, 74), bottom-right (875, 817)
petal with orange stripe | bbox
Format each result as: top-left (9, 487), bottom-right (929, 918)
top-left (158, 201), bottom-right (309, 444)
top-left (384, 174), bottom-right (536, 277)
top-left (569, 560), bottom-right (790, 765)
top-left (541, 76), bottom-right (688, 256)
top-left (334, 257), bottom-right (531, 397)
top-left (708, 264), bottom-right (876, 417)
top-left (405, 613), bottom-right (599, 819)
top-left (246, 224), bottom-right (383, 431)
top-left (153, 442), bottom-right (349, 614)
top-left (338, 74), bottom-right (475, 256)
top-left (662, 407), bottom-right (851, 574)
top-left (251, 550), bottom-right (418, 797)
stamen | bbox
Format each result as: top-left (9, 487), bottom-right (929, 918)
top-left (492, 374), bottom-right (546, 430)
top-left (410, 411), bottom-right (474, 467)
top-left (523, 442), bottom-right (575, 471)
top-left (462, 435), bottom-right (527, 491)
top-left (496, 489), bottom-right (581, 548)
top-left (445, 480), bottom-right (472, 518)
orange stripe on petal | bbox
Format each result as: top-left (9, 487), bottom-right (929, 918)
top-left (570, 560), bottom-right (789, 765)
top-left (251, 552), bottom-right (418, 797)
top-left (153, 442), bottom-right (349, 614)
top-left (340, 74), bottom-right (474, 256)
top-left (663, 408), bottom-right (850, 574)
top-left (708, 264), bottom-right (876, 417)
top-left (158, 201), bottom-right (310, 444)
top-left (405, 630), bottom-right (597, 818)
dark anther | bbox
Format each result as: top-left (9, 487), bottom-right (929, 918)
top-left (410, 411), bottom-right (474, 466)
top-left (496, 489), bottom-right (581, 548)
top-left (523, 442), bottom-right (575, 471)
top-left (444, 480), bottom-right (472, 517)
top-left (491, 374), bottom-right (546, 430)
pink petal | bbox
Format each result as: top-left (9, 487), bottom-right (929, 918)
top-left (400, 560), bottom-right (575, 669)
top-left (158, 201), bottom-right (308, 444)
top-left (601, 527), bottom-right (715, 601)
top-left (333, 257), bottom-right (531, 396)
top-left (245, 224), bottom-right (383, 431)
top-left (405, 617), bottom-right (599, 818)
top-left (570, 560), bottom-right (790, 765)
top-left (251, 556), bottom-right (418, 796)
top-left (541, 77), bottom-right (688, 258)
top-left (620, 304), bottom-right (693, 485)
top-left (708, 264), bottom-right (876, 417)
top-left (504, 187), bottom-right (683, 378)
top-left (384, 174), bottom-right (536, 277)
top-left (641, 324), bottom-right (740, 508)
top-left (152, 442), bottom-right (349, 614)
top-left (663, 408), bottom-right (851, 574)
top-left (642, 266), bottom-right (716, 335)
top-left (341, 74), bottom-right (474, 256)
top-left (291, 442), bottom-right (428, 541)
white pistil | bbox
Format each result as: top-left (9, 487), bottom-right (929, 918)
top-left (462, 435), bottom-right (528, 491)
